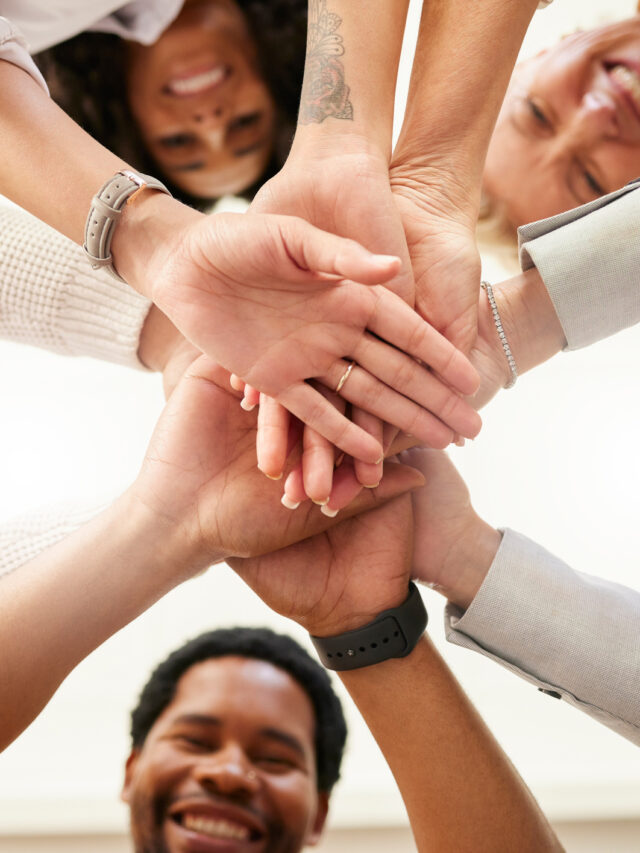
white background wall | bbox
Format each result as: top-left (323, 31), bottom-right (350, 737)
top-left (1, 0), bottom-right (639, 850)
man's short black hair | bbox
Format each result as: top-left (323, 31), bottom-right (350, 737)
top-left (130, 627), bottom-right (347, 792)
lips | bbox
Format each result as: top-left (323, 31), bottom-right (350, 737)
top-left (164, 64), bottom-right (230, 97)
top-left (601, 60), bottom-right (640, 129)
top-left (167, 798), bottom-right (267, 851)
top-left (607, 63), bottom-right (640, 120)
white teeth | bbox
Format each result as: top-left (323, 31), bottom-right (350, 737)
top-left (610, 64), bottom-right (640, 112)
top-left (183, 812), bottom-right (251, 841)
top-left (168, 66), bottom-right (226, 95)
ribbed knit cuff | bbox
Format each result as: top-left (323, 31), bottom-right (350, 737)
top-left (0, 204), bottom-right (151, 369)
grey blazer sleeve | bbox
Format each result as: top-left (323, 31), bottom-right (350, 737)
top-left (444, 529), bottom-right (640, 745)
top-left (518, 181), bottom-right (640, 350)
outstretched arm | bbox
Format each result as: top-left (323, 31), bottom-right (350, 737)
top-left (391, 0), bottom-right (542, 353)
top-left (0, 357), bottom-right (423, 751)
top-left (1, 61), bottom-right (482, 460)
top-left (231, 497), bottom-right (561, 851)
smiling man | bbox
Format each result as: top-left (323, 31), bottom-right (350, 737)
top-left (121, 627), bottom-right (346, 853)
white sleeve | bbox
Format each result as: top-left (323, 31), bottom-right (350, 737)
top-left (518, 181), bottom-right (640, 350)
top-left (444, 528), bottom-right (640, 746)
top-left (0, 501), bottom-right (108, 579)
top-left (0, 16), bottom-right (48, 92)
top-left (0, 203), bottom-right (151, 368)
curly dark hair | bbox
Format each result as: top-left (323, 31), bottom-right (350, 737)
top-left (130, 626), bottom-right (347, 792)
top-left (34, 0), bottom-right (307, 209)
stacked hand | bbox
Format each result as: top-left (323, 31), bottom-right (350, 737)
top-left (118, 196), bottom-right (479, 467)
top-left (234, 135), bottom-right (483, 508)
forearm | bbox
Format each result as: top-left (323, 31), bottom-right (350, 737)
top-left (0, 490), bottom-right (214, 751)
top-left (393, 0), bottom-right (539, 214)
top-left (296, 0), bottom-right (410, 157)
top-left (339, 637), bottom-right (561, 851)
top-left (0, 62), bottom-right (126, 245)
top-left (0, 61), bottom-right (198, 302)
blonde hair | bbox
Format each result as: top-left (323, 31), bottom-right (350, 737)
top-left (477, 191), bottom-right (521, 277)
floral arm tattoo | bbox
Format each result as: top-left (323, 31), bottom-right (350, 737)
top-left (299, 0), bottom-right (354, 124)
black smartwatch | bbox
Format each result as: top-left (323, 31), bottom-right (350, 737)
top-left (310, 583), bottom-right (427, 671)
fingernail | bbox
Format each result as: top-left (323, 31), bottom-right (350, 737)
top-left (454, 437), bottom-right (466, 448)
top-left (265, 471), bottom-right (283, 480)
top-left (281, 495), bottom-right (300, 510)
top-left (240, 398), bottom-right (255, 412)
top-left (375, 254), bottom-right (400, 265)
top-left (362, 482), bottom-right (380, 489)
top-left (321, 505), bottom-right (339, 517)
top-left (312, 498), bottom-right (329, 507)
top-left (375, 456), bottom-right (384, 465)
top-left (335, 453), bottom-right (345, 468)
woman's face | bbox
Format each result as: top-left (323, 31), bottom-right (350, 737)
top-left (126, 0), bottom-right (276, 198)
top-left (483, 18), bottom-right (640, 227)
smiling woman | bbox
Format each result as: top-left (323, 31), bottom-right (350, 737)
top-left (483, 16), bottom-right (640, 228)
top-left (35, 0), bottom-right (307, 207)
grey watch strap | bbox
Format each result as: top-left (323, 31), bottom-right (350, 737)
top-left (310, 583), bottom-right (427, 671)
top-left (83, 170), bottom-right (171, 282)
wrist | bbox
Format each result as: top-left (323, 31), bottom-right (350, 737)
top-left (137, 305), bottom-right (184, 373)
top-left (436, 520), bottom-right (501, 610)
top-left (389, 157), bottom-right (481, 232)
top-left (310, 583), bottom-right (427, 672)
top-left (493, 267), bottom-right (566, 377)
top-left (290, 126), bottom-right (389, 167)
top-left (122, 481), bottom-right (226, 583)
top-left (110, 191), bottom-right (201, 298)
top-left (303, 588), bottom-right (408, 639)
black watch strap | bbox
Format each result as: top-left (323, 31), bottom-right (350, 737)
top-left (310, 583), bottom-right (427, 671)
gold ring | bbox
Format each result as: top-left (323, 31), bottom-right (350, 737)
top-left (335, 361), bottom-right (356, 394)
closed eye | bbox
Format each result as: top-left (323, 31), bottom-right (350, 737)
top-left (583, 168), bottom-right (604, 196)
top-left (157, 133), bottom-right (196, 150)
top-left (527, 98), bottom-right (550, 127)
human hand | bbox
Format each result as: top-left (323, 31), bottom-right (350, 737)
top-left (404, 448), bottom-right (501, 610)
top-left (115, 195), bottom-right (479, 465)
top-left (129, 357), bottom-right (426, 574)
top-left (230, 492), bottom-right (414, 637)
top-left (276, 282), bottom-right (508, 514)
top-left (249, 134), bottom-right (416, 491)
top-left (390, 159), bottom-right (482, 356)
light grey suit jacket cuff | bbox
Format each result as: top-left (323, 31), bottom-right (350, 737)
top-left (518, 182), bottom-right (640, 350)
top-left (444, 529), bottom-right (640, 746)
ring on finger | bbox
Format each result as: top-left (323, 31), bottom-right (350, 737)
top-left (335, 361), bottom-right (356, 395)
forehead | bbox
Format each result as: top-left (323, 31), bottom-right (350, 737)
top-left (154, 656), bottom-right (317, 743)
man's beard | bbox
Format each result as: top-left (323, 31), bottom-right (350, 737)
top-left (129, 788), bottom-right (171, 853)
top-left (128, 788), bottom-right (302, 853)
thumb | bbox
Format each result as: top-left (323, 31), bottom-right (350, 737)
top-left (278, 216), bottom-right (401, 285)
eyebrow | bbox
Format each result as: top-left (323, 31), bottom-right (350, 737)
top-left (259, 727), bottom-right (306, 758)
top-left (172, 713), bottom-right (222, 727)
top-left (168, 162), bottom-right (206, 173)
top-left (233, 139), bottom-right (267, 158)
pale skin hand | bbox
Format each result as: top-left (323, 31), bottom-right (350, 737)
top-left (0, 357), bottom-right (425, 750)
top-left (390, 0), bottom-right (541, 354)
top-left (114, 195), bottom-right (479, 465)
top-left (279, 264), bottom-right (567, 514)
top-left (231, 498), bottom-right (561, 851)
top-left (247, 0), bottom-right (415, 495)
top-left (0, 61), bottom-right (479, 464)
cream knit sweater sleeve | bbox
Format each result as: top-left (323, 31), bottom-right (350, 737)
top-left (0, 202), bottom-right (151, 367)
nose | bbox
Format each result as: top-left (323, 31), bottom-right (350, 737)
top-left (193, 746), bottom-right (260, 798)
top-left (569, 91), bottom-right (619, 144)
top-left (189, 102), bottom-right (229, 150)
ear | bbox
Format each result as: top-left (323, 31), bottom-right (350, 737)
top-left (306, 792), bottom-right (330, 846)
top-left (121, 748), bottom-right (141, 803)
